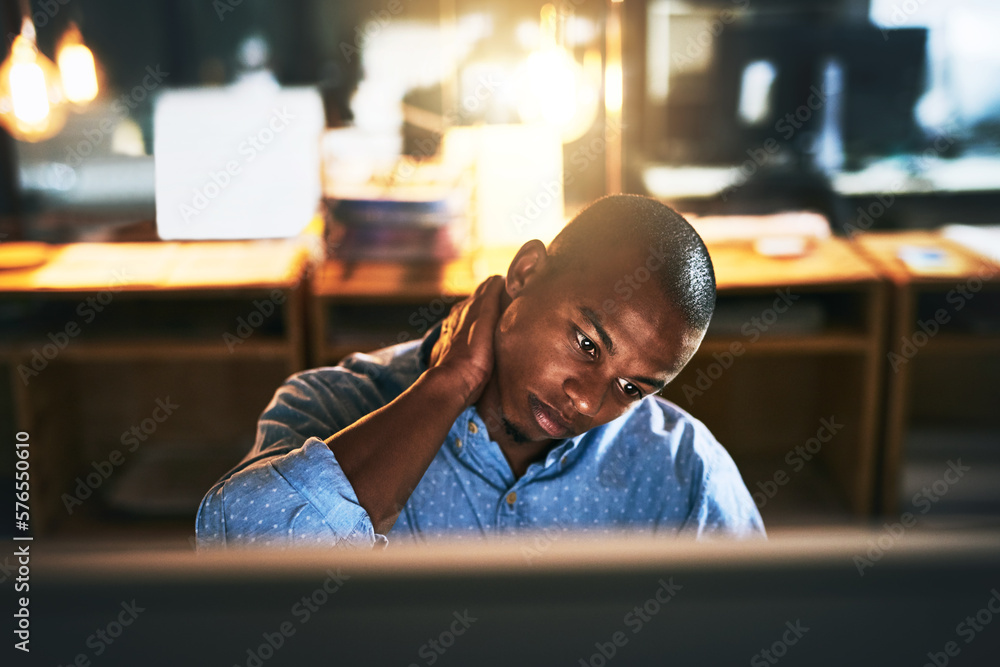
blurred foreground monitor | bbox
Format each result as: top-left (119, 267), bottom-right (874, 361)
top-left (32, 530), bottom-right (1000, 666)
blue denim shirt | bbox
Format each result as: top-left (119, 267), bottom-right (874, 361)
top-left (196, 331), bottom-right (765, 548)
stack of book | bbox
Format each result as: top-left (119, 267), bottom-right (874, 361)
top-left (325, 188), bottom-right (468, 262)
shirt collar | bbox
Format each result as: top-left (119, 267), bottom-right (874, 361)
top-left (451, 404), bottom-right (590, 477)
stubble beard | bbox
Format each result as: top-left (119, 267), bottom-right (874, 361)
top-left (502, 416), bottom-right (531, 444)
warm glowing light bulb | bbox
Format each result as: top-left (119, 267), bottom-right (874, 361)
top-left (10, 51), bottom-right (50, 123)
top-left (0, 19), bottom-right (67, 142)
top-left (513, 5), bottom-right (599, 143)
top-left (58, 23), bottom-right (99, 105)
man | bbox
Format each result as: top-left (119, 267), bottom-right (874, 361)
top-left (196, 194), bottom-right (764, 548)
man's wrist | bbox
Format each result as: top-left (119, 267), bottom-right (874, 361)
top-left (418, 364), bottom-right (479, 411)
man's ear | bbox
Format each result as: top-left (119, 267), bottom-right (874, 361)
top-left (505, 239), bottom-right (548, 299)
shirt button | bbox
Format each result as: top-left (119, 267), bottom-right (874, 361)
top-left (455, 437), bottom-right (463, 449)
top-left (506, 491), bottom-right (517, 506)
top-left (468, 421), bottom-right (478, 434)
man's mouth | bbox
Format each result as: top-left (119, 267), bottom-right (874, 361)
top-left (529, 394), bottom-right (572, 439)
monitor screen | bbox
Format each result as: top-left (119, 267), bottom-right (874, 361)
top-left (29, 530), bottom-right (1000, 666)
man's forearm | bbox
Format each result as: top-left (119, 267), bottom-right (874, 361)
top-left (323, 366), bottom-right (470, 535)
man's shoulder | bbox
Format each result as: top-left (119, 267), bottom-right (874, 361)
top-left (620, 395), bottom-right (721, 446)
top-left (294, 339), bottom-right (426, 395)
top-left (610, 395), bottom-right (735, 473)
top-left (614, 396), bottom-right (764, 535)
top-left (248, 339), bottom-right (428, 458)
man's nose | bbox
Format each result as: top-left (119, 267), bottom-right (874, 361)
top-left (563, 375), bottom-right (605, 418)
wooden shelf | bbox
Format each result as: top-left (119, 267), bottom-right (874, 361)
top-left (853, 231), bottom-right (1000, 515)
top-left (735, 457), bottom-right (857, 528)
top-left (699, 332), bottom-right (873, 355)
top-left (19, 339), bottom-right (296, 361)
top-left (1, 238), bottom-right (313, 536)
top-left (918, 336), bottom-right (1000, 354)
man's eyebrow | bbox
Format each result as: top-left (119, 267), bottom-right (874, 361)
top-left (579, 306), bottom-right (615, 355)
top-left (634, 376), bottom-right (667, 393)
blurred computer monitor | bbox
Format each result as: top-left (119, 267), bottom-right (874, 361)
top-left (31, 530), bottom-right (1000, 666)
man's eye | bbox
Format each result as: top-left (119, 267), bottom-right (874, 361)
top-left (575, 330), bottom-right (596, 356)
top-left (618, 379), bottom-right (642, 398)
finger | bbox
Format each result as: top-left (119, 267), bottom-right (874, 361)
top-left (468, 274), bottom-right (504, 300)
top-left (462, 276), bottom-right (504, 319)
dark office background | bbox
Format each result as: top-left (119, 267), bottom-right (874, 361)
top-left (0, 0), bottom-right (998, 238)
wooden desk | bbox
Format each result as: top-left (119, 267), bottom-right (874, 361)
top-left (311, 238), bottom-right (888, 523)
top-left (0, 239), bottom-right (313, 535)
top-left (854, 231), bottom-right (1000, 514)
top-left (663, 238), bottom-right (887, 522)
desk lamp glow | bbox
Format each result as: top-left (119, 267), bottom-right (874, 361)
top-left (57, 22), bottom-right (99, 106)
top-left (0, 5), bottom-right (100, 143)
top-left (0, 17), bottom-right (67, 142)
top-left (514, 3), bottom-right (600, 144)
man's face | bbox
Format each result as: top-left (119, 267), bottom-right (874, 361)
top-left (486, 243), bottom-right (701, 444)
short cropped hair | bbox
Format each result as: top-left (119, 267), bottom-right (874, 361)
top-left (545, 194), bottom-right (716, 331)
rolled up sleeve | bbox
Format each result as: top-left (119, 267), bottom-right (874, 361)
top-left (196, 357), bottom-right (413, 550)
top-left (196, 438), bottom-right (387, 549)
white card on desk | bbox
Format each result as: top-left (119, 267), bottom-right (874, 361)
top-left (154, 83), bottom-right (324, 240)
top-left (897, 244), bottom-right (948, 271)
